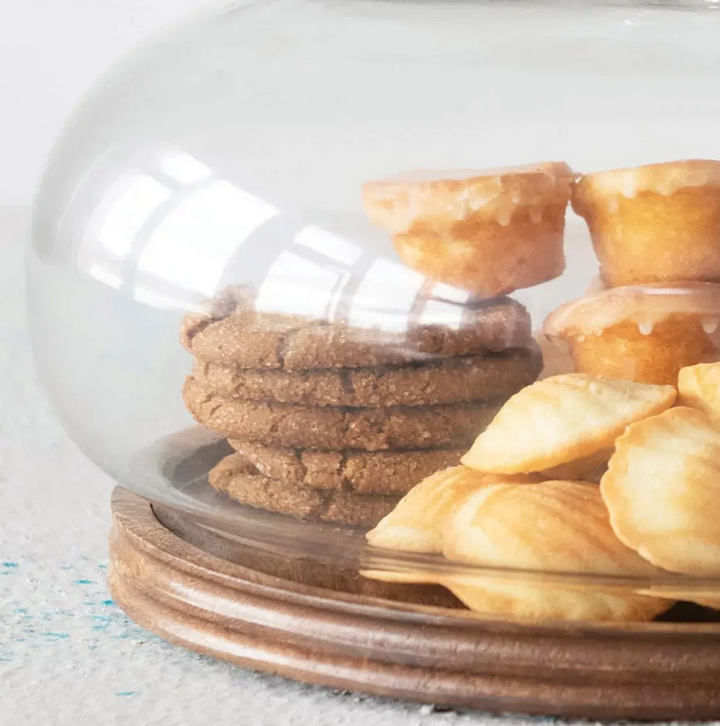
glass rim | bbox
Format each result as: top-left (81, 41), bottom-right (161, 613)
top-left (131, 425), bottom-right (720, 599)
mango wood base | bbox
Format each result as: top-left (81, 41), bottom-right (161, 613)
top-left (110, 487), bottom-right (720, 721)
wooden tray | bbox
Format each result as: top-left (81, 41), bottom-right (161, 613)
top-left (110, 487), bottom-right (720, 721)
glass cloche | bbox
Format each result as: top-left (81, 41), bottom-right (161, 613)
top-left (27, 0), bottom-right (720, 630)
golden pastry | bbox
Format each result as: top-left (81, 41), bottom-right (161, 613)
top-left (543, 282), bottom-right (720, 384)
top-left (678, 361), bottom-right (720, 424)
top-left (573, 159), bottom-right (720, 286)
top-left (366, 465), bottom-right (537, 555)
top-left (601, 406), bottom-right (720, 576)
top-left (362, 163), bottom-right (574, 296)
top-left (443, 480), bottom-right (670, 621)
top-left (539, 448), bottom-right (612, 484)
top-left (462, 373), bottom-right (676, 474)
top-left (364, 466), bottom-right (538, 584)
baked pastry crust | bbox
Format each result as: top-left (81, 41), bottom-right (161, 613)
top-left (573, 159), bottom-right (720, 286)
top-left (362, 163), bottom-right (574, 295)
top-left (461, 373), bottom-right (676, 474)
top-left (601, 406), bottom-right (720, 577)
top-left (544, 282), bottom-right (720, 384)
top-left (366, 466), bottom-right (537, 555)
top-left (443, 480), bottom-right (670, 622)
top-left (182, 287), bottom-right (533, 368)
top-left (678, 361), bottom-right (720, 423)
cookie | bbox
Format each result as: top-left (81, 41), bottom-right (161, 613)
top-left (209, 453), bottom-right (399, 526)
top-left (228, 440), bottom-right (463, 495)
top-left (180, 286), bottom-right (533, 369)
top-left (193, 348), bottom-right (540, 408)
top-left (184, 375), bottom-right (500, 451)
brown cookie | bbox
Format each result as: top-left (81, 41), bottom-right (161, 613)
top-left (180, 286), bottom-right (533, 370)
top-left (184, 375), bottom-right (499, 451)
top-left (227, 440), bottom-right (463, 495)
top-left (209, 453), bottom-right (400, 526)
top-left (192, 348), bottom-right (540, 408)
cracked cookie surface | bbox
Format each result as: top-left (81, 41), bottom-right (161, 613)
top-left (181, 286), bottom-right (533, 370)
top-left (184, 375), bottom-right (499, 450)
top-left (209, 452), bottom-right (400, 526)
top-left (192, 348), bottom-right (540, 408)
top-left (228, 440), bottom-right (463, 495)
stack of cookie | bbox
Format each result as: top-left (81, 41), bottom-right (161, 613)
top-left (181, 287), bottom-right (541, 527)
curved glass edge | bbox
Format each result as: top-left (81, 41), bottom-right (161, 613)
top-left (129, 425), bottom-right (720, 601)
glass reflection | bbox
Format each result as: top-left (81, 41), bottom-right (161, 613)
top-left (70, 148), bottom-right (474, 333)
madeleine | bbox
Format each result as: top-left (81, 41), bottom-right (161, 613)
top-left (601, 407), bottom-right (720, 577)
top-left (462, 373), bottom-right (676, 474)
top-left (443, 480), bottom-right (669, 621)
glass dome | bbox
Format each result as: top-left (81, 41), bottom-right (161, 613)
top-left (27, 0), bottom-right (720, 624)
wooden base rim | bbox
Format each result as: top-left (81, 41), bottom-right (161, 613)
top-left (110, 488), bottom-right (720, 721)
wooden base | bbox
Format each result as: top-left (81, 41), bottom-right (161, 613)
top-left (110, 487), bottom-right (720, 721)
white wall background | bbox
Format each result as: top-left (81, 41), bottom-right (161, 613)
top-left (1, 0), bottom-right (212, 207)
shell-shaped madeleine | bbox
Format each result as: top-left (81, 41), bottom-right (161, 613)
top-left (445, 481), bottom-right (660, 574)
top-left (443, 481), bottom-right (670, 621)
top-left (461, 374), bottom-right (676, 474)
top-left (540, 448), bottom-right (612, 483)
top-left (366, 466), bottom-right (537, 554)
top-left (678, 362), bottom-right (720, 423)
top-left (601, 406), bottom-right (720, 576)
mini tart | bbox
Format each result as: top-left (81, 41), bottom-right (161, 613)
top-left (543, 282), bottom-right (720, 384)
top-left (362, 163), bottom-right (574, 296)
top-left (572, 159), bottom-right (720, 286)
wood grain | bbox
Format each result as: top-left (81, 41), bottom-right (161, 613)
top-left (110, 487), bottom-right (720, 720)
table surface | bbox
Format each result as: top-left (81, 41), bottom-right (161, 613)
top-left (1, 206), bottom-right (684, 726)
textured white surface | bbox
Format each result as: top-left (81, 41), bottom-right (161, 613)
top-left (0, 0), bottom-right (211, 207)
top-left (0, 206), bottom-right (683, 725)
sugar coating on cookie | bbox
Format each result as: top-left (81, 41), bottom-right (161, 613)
top-left (544, 283), bottom-right (720, 384)
top-left (185, 375), bottom-right (501, 451)
top-left (601, 406), bottom-right (720, 577)
top-left (229, 440), bottom-right (464, 495)
top-left (192, 348), bottom-right (541, 408)
top-left (461, 373), bottom-right (676, 474)
top-left (181, 287), bottom-right (534, 369)
top-left (209, 452), bottom-right (400, 526)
